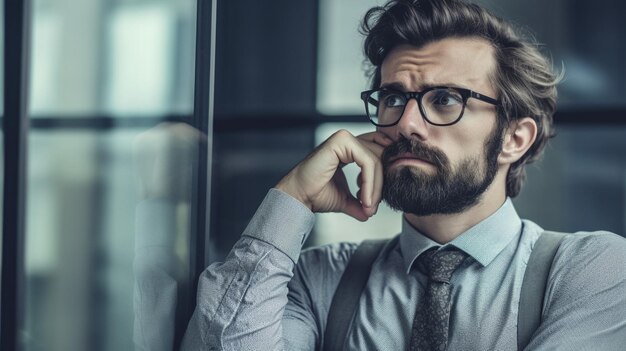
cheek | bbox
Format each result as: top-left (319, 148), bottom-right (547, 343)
top-left (442, 133), bottom-right (487, 166)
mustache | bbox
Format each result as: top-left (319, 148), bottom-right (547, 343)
top-left (381, 137), bottom-right (448, 169)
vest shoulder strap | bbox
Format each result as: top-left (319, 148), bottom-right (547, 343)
top-left (517, 230), bottom-right (568, 350)
top-left (322, 239), bottom-right (388, 351)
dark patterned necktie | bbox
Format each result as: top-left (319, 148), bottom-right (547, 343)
top-left (409, 249), bottom-right (468, 351)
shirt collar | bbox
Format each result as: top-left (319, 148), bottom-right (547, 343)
top-left (400, 198), bottom-right (522, 274)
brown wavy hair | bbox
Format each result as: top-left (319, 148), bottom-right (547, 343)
top-left (361, 0), bottom-right (562, 197)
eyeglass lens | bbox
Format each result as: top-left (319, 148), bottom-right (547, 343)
top-left (367, 88), bottom-right (465, 126)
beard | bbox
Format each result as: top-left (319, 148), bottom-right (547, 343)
top-left (381, 125), bottom-right (503, 216)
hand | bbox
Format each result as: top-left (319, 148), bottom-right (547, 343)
top-left (275, 129), bottom-right (392, 221)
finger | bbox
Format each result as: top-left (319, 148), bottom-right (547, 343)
top-left (371, 156), bottom-right (384, 213)
top-left (356, 181), bottom-right (379, 217)
top-left (357, 170), bottom-right (379, 216)
top-left (350, 145), bottom-right (376, 208)
top-left (355, 142), bottom-right (383, 211)
top-left (360, 140), bottom-right (385, 159)
top-left (357, 131), bottom-right (393, 148)
top-left (333, 167), bottom-right (369, 220)
top-left (342, 194), bottom-right (370, 222)
top-left (357, 136), bottom-right (388, 160)
top-left (356, 156), bottom-right (382, 215)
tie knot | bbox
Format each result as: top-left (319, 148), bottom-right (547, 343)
top-left (419, 249), bottom-right (467, 283)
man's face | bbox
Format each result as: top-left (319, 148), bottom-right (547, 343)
top-left (376, 38), bottom-right (503, 216)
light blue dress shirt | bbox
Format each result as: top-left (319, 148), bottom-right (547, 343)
top-left (181, 189), bottom-right (626, 350)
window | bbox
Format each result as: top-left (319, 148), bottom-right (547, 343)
top-left (19, 0), bottom-right (200, 350)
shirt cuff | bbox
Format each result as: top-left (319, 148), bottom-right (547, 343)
top-left (242, 188), bottom-right (315, 263)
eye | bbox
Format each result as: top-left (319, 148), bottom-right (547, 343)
top-left (428, 89), bottom-right (463, 107)
top-left (381, 92), bottom-right (405, 108)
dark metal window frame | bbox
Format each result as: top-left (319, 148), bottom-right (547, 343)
top-left (1, 0), bottom-right (32, 349)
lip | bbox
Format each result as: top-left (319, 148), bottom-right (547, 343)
top-left (388, 153), bottom-right (434, 166)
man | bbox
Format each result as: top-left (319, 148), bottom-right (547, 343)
top-left (182, 0), bottom-right (626, 349)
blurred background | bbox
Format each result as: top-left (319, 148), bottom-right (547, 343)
top-left (1, 0), bottom-right (625, 350)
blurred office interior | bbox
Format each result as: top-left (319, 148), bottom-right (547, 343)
top-left (1, 0), bottom-right (625, 350)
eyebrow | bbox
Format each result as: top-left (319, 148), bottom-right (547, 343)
top-left (380, 81), bottom-right (470, 91)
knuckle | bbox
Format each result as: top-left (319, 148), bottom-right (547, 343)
top-left (332, 129), bottom-right (353, 139)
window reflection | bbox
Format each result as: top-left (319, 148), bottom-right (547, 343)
top-left (24, 0), bottom-right (197, 350)
top-left (133, 123), bottom-right (205, 351)
top-left (29, 0), bottom-right (195, 117)
top-left (106, 3), bottom-right (176, 115)
top-left (24, 129), bottom-right (196, 350)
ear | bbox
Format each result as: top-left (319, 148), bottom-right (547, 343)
top-left (498, 117), bottom-right (537, 166)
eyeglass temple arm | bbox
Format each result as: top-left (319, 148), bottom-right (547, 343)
top-left (470, 91), bottom-right (500, 106)
top-left (363, 95), bottom-right (378, 106)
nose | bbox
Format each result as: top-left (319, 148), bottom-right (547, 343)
top-left (385, 98), bottom-right (430, 141)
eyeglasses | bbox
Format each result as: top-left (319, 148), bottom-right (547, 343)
top-left (360, 86), bottom-right (500, 127)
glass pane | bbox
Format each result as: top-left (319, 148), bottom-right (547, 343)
top-left (317, 0), bottom-right (626, 114)
top-left (514, 125), bottom-right (626, 235)
top-left (25, 126), bottom-right (203, 350)
top-left (24, 0), bottom-right (199, 350)
top-left (29, 0), bottom-right (196, 117)
top-left (317, 0), bottom-right (383, 115)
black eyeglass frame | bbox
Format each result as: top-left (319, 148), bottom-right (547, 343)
top-left (360, 86), bottom-right (501, 127)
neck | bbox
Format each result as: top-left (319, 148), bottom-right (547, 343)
top-left (403, 172), bottom-right (508, 244)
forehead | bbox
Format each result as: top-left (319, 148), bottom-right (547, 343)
top-left (380, 37), bottom-right (496, 94)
